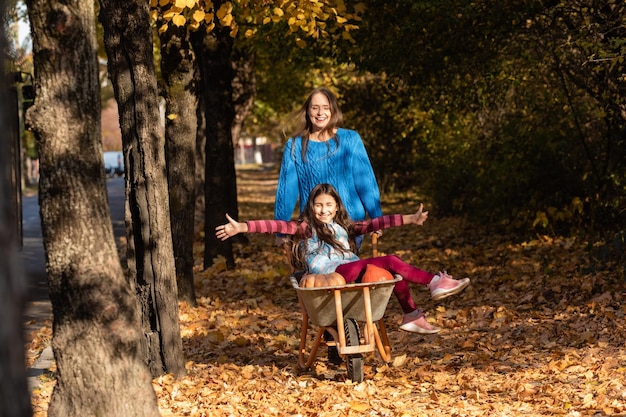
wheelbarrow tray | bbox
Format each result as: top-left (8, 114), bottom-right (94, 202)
top-left (291, 277), bottom-right (401, 327)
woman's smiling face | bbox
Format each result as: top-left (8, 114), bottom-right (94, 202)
top-left (308, 92), bottom-right (331, 133)
top-left (313, 193), bottom-right (338, 224)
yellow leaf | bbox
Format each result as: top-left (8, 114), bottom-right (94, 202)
top-left (336, 16), bottom-right (347, 24)
top-left (167, 114), bottom-right (177, 120)
top-left (192, 10), bottom-right (205, 22)
top-left (158, 23), bottom-right (169, 34)
top-left (159, 0), bottom-right (169, 6)
top-left (295, 38), bottom-right (306, 48)
top-left (244, 29), bottom-right (254, 38)
top-left (184, 0), bottom-right (196, 7)
top-left (174, 0), bottom-right (187, 8)
top-left (392, 354), bottom-right (407, 367)
top-left (172, 14), bottom-right (186, 26)
top-left (221, 13), bottom-right (233, 26)
top-left (273, 7), bottom-right (284, 17)
top-left (163, 9), bottom-right (177, 19)
top-left (349, 401), bottom-right (369, 412)
top-left (262, 16), bottom-right (271, 24)
top-left (216, 2), bottom-right (232, 19)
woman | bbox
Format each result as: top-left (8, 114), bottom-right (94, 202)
top-left (275, 88), bottom-right (382, 228)
top-left (217, 183), bottom-right (471, 334)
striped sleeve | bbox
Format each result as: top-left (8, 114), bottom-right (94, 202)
top-left (352, 214), bottom-right (404, 235)
top-left (246, 219), bottom-right (307, 235)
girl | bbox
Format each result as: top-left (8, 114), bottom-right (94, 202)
top-left (216, 183), bottom-right (470, 334)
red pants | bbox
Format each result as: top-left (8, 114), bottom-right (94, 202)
top-left (335, 255), bottom-right (435, 314)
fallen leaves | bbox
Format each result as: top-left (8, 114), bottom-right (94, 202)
top-left (28, 168), bottom-right (626, 416)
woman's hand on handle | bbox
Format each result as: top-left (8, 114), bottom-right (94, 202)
top-left (215, 213), bottom-right (248, 241)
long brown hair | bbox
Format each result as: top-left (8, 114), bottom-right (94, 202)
top-left (289, 183), bottom-right (357, 271)
top-left (291, 88), bottom-right (344, 162)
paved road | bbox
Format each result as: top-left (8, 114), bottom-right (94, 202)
top-left (21, 176), bottom-right (126, 337)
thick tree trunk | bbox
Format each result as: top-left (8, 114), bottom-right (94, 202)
top-left (0, 11), bottom-right (32, 414)
top-left (98, 0), bottom-right (185, 378)
top-left (159, 18), bottom-right (198, 307)
top-left (24, 0), bottom-right (160, 415)
top-left (192, 25), bottom-right (239, 269)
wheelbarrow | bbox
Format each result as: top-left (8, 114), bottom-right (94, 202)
top-left (290, 275), bottom-right (402, 382)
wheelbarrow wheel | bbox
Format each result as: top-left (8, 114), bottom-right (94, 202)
top-left (344, 318), bottom-right (364, 382)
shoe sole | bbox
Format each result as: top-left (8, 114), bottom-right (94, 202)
top-left (399, 325), bottom-right (441, 334)
top-left (431, 278), bottom-right (470, 301)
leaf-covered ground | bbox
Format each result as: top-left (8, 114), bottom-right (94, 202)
top-left (28, 168), bottom-right (626, 416)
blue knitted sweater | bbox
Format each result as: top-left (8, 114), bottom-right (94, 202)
top-left (274, 128), bottom-right (382, 222)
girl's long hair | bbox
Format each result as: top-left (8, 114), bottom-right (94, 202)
top-left (290, 183), bottom-right (356, 271)
top-left (290, 88), bottom-right (344, 163)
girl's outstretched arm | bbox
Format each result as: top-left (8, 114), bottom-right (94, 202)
top-left (402, 203), bottom-right (429, 226)
top-left (216, 214), bottom-right (248, 241)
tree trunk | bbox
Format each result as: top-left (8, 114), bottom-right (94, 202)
top-left (0, 10), bottom-right (32, 414)
top-left (24, 0), bottom-right (160, 414)
top-left (231, 47), bottom-right (256, 146)
top-left (98, 0), bottom-right (185, 378)
top-left (191, 24), bottom-right (239, 269)
top-left (195, 94), bottom-right (206, 221)
top-left (158, 17), bottom-right (198, 307)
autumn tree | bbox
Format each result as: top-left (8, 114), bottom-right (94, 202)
top-left (154, 0), bottom-right (365, 269)
top-left (98, 0), bottom-right (186, 378)
top-left (0, 1), bottom-right (32, 415)
top-left (23, 0), bottom-right (161, 414)
top-left (157, 13), bottom-right (199, 306)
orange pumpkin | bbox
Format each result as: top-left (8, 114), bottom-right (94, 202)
top-left (300, 272), bottom-right (346, 287)
top-left (361, 264), bottom-right (394, 283)
top-left (325, 272), bottom-right (346, 286)
top-left (299, 274), bottom-right (318, 288)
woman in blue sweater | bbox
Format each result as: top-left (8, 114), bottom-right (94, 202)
top-left (274, 88), bottom-right (382, 226)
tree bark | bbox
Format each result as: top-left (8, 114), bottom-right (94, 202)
top-left (24, 0), bottom-right (160, 414)
top-left (97, 0), bottom-right (185, 378)
top-left (0, 7), bottom-right (32, 414)
top-left (231, 47), bottom-right (256, 146)
top-left (191, 24), bottom-right (239, 269)
top-left (158, 17), bottom-right (198, 307)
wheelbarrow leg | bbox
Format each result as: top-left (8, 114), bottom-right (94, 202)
top-left (297, 294), bottom-right (326, 371)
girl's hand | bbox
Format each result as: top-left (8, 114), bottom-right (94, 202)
top-left (403, 203), bottom-right (428, 226)
top-left (215, 213), bottom-right (247, 241)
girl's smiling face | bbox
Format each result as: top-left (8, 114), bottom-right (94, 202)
top-left (308, 92), bottom-right (331, 133)
top-left (313, 193), bottom-right (338, 224)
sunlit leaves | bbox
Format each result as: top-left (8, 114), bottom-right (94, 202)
top-left (29, 169), bottom-right (626, 416)
top-left (152, 0), bottom-right (365, 45)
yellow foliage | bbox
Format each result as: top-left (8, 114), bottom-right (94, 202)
top-left (220, 13), bottom-right (233, 26)
top-left (192, 10), bottom-right (205, 23)
top-left (172, 14), bottom-right (186, 27)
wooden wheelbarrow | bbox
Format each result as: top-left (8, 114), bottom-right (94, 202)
top-left (290, 276), bottom-right (401, 382)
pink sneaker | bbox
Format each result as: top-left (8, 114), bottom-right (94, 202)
top-left (428, 271), bottom-right (470, 301)
top-left (399, 310), bottom-right (441, 334)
